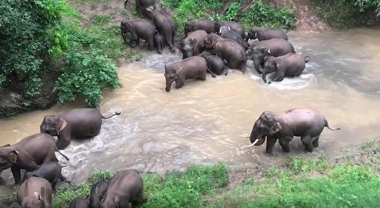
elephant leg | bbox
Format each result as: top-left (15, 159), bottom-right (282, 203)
top-left (148, 37), bottom-right (154, 51)
top-left (265, 136), bottom-right (277, 155)
top-left (279, 137), bottom-right (291, 153)
top-left (11, 166), bottom-right (21, 185)
top-left (0, 174), bottom-right (5, 185)
top-left (133, 190), bottom-right (148, 207)
top-left (312, 136), bottom-right (320, 148)
top-left (301, 135), bottom-right (314, 153)
top-left (175, 79), bottom-right (184, 89)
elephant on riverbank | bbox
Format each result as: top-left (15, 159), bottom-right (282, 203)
top-left (0, 133), bottom-right (68, 185)
top-left (90, 181), bottom-right (108, 208)
top-left (125, 0), bottom-right (155, 19)
top-left (153, 3), bottom-right (177, 51)
top-left (261, 53), bottom-right (310, 84)
top-left (121, 19), bottom-right (156, 51)
top-left (23, 161), bottom-right (67, 191)
top-left (40, 108), bottom-right (121, 150)
top-left (215, 21), bottom-right (245, 38)
top-left (204, 33), bottom-right (247, 73)
top-left (18, 177), bottom-right (53, 208)
top-left (181, 30), bottom-right (208, 59)
top-left (185, 19), bottom-right (216, 35)
top-left (249, 108), bottom-right (340, 155)
top-left (246, 38), bottom-right (295, 74)
top-left (247, 27), bottom-right (288, 41)
top-left (219, 26), bottom-right (248, 49)
top-left (100, 170), bottom-right (147, 208)
top-left (164, 56), bottom-right (215, 92)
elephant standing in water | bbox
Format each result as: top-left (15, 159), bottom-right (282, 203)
top-left (153, 3), bottom-right (177, 52)
top-left (261, 53), bottom-right (310, 84)
top-left (247, 27), bottom-right (288, 41)
top-left (0, 133), bottom-right (69, 185)
top-left (23, 161), bottom-right (67, 191)
top-left (219, 26), bottom-right (248, 49)
top-left (181, 30), bottom-right (208, 59)
top-left (249, 108), bottom-right (340, 155)
top-left (40, 108), bottom-right (121, 150)
top-left (18, 177), bottom-right (53, 208)
top-left (121, 19), bottom-right (156, 51)
top-left (125, 0), bottom-right (155, 19)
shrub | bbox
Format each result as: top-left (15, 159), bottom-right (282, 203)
top-left (225, 3), bottom-right (240, 21)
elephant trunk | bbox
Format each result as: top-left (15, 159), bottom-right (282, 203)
top-left (250, 129), bottom-right (266, 146)
top-left (253, 57), bottom-right (262, 74)
top-left (261, 71), bottom-right (268, 84)
top-left (165, 79), bottom-right (174, 92)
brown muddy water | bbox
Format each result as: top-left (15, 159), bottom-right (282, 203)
top-left (1, 28), bottom-right (380, 184)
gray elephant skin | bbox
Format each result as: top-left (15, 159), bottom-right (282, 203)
top-left (100, 170), bottom-right (147, 208)
top-left (90, 181), bottom-right (108, 208)
top-left (0, 133), bottom-right (68, 185)
top-left (219, 26), bottom-right (248, 49)
top-left (250, 108), bottom-right (340, 155)
top-left (121, 19), bottom-right (155, 51)
top-left (181, 30), bottom-right (208, 59)
top-left (262, 53), bottom-right (310, 84)
top-left (185, 19), bottom-right (216, 35)
top-left (125, 0), bottom-right (155, 19)
top-left (204, 33), bottom-right (247, 73)
top-left (215, 21), bottom-right (245, 38)
top-left (199, 53), bottom-right (228, 76)
top-left (154, 31), bottom-right (164, 54)
top-left (18, 177), bottom-right (53, 208)
top-left (23, 161), bottom-right (67, 191)
top-left (153, 3), bottom-right (177, 51)
top-left (247, 28), bottom-right (288, 41)
top-left (247, 38), bottom-right (295, 74)
top-left (69, 197), bottom-right (89, 208)
top-left (40, 108), bottom-right (121, 150)
top-left (165, 56), bottom-right (214, 92)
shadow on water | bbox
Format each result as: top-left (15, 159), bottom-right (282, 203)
top-left (1, 28), bottom-right (380, 183)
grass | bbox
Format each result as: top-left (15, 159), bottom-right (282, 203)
top-left (361, 139), bottom-right (376, 150)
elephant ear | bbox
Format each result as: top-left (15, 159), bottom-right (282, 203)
top-left (270, 122), bottom-right (282, 135)
top-left (265, 48), bottom-right (271, 54)
top-left (8, 150), bottom-right (19, 164)
top-left (56, 118), bottom-right (68, 135)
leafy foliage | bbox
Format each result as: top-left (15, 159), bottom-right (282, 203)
top-left (225, 3), bottom-right (240, 21)
top-left (88, 170), bottom-right (113, 185)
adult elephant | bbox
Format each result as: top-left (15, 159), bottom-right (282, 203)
top-left (164, 56), bottom-right (215, 92)
top-left (247, 27), bottom-right (288, 41)
top-left (185, 19), bottom-right (216, 35)
top-left (0, 133), bottom-right (68, 185)
top-left (219, 26), bottom-right (248, 49)
top-left (246, 38), bottom-right (295, 74)
top-left (100, 170), bottom-right (147, 208)
top-left (40, 108), bottom-right (121, 150)
top-left (204, 33), bottom-right (246, 73)
top-left (215, 21), bottom-right (245, 38)
top-left (121, 19), bottom-right (155, 51)
top-left (18, 177), bottom-right (53, 208)
top-left (261, 54), bottom-right (310, 84)
top-left (152, 3), bottom-right (177, 52)
top-left (249, 108), bottom-right (340, 155)
top-left (125, 0), bottom-right (155, 19)
top-left (181, 30), bottom-right (208, 59)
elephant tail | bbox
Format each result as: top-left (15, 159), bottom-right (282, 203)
top-left (304, 56), bottom-right (311, 63)
top-left (325, 119), bottom-right (341, 131)
top-left (55, 148), bottom-right (70, 161)
top-left (102, 112), bottom-right (122, 119)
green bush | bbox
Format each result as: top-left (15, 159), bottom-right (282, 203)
top-left (88, 170), bottom-right (113, 185)
top-left (225, 3), bottom-right (240, 21)
top-left (53, 183), bottom-right (90, 208)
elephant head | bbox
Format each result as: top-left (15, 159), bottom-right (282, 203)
top-left (181, 38), bottom-right (198, 59)
top-left (250, 111), bottom-right (282, 146)
top-left (204, 33), bottom-right (220, 49)
top-left (164, 65), bottom-right (180, 92)
top-left (246, 46), bottom-right (270, 74)
top-left (247, 27), bottom-right (261, 40)
top-left (184, 21), bottom-right (194, 35)
top-left (0, 147), bottom-right (18, 172)
top-left (100, 195), bottom-right (122, 208)
top-left (218, 25), bottom-right (230, 35)
top-left (40, 115), bottom-right (68, 137)
top-left (21, 192), bottom-right (45, 208)
top-left (262, 56), bottom-right (278, 83)
top-left (120, 20), bottom-right (137, 45)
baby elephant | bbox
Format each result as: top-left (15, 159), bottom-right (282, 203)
top-left (249, 108), bottom-right (340, 155)
top-left (90, 181), bottom-right (108, 208)
top-left (164, 56), bottom-right (215, 92)
top-left (200, 54), bottom-right (228, 76)
top-left (262, 53), bottom-right (310, 84)
top-left (154, 31), bottom-right (164, 54)
top-left (69, 197), bottom-right (89, 208)
top-left (18, 177), bottom-right (53, 208)
top-left (23, 162), bottom-right (67, 191)
top-left (100, 169), bottom-right (147, 208)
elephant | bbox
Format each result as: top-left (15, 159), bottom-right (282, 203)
top-left (247, 27), bottom-right (288, 41)
top-left (249, 108), bottom-right (340, 155)
top-left (18, 177), bottom-right (53, 208)
top-left (204, 33), bottom-right (247, 73)
top-left (215, 21), bottom-right (245, 38)
top-left (69, 198), bottom-right (89, 208)
top-left (23, 161), bottom-right (67, 191)
top-left (185, 19), bottom-right (216, 35)
top-left (121, 19), bottom-right (155, 51)
top-left (90, 181), bottom-right (108, 208)
top-left (40, 108), bottom-right (121, 150)
top-left (125, 0), bottom-right (155, 19)
top-left (246, 38), bottom-right (295, 74)
top-left (153, 3), bottom-right (177, 52)
top-left (154, 30), bottom-right (164, 54)
top-left (181, 30), bottom-right (208, 59)
top-left (0, 133), bottom-right (69, 185)
top-left (199, 53), bottom-right (228, 76)
top-left (219, 26), bottom-right (248, 49)
top-left (100, 170), bottom-right (147, 208)
top-left (164, 56), bottom-right (215, 92)
top-left (261, 53), bottom-right (310, 84)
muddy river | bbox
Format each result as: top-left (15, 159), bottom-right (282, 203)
top-left (1, 28), bottom-right (380, 183)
